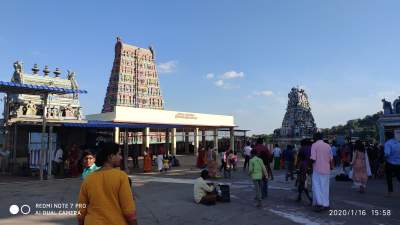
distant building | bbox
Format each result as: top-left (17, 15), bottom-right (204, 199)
top-left (274, 87), bottom-right (317, 145)
top-left (102, 37), bottom-right (164, 113)
top-left (378, 97), bottom-right (400, 143)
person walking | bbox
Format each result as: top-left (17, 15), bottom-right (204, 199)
top-left (272, 144), bottom-right (282, 170)
top-left (249, 150), bottom-right (268, 208)
top-left (350, 140), bottom-right (371, 193)
top-left (296, 139), bottom-right (312, 204)
top-left (384, 131), bottom-right (400, 197)
top-left (243, 142), bottom-right (252, 171)
top-left (254, 138), bottom-right (274, 180)
top-left (284, 145), bottom-right (295, 181)
top-left (310, 133), bottom-right (333, 212)
top-left (77, 142), bottom-right (137, 225)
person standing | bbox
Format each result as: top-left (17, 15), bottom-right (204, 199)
top-left (224, 150), bottom-right (234, 178)
top-left (77, 142), bottom-right (137, 225)
top-left (350, 140), bottom-right (371, 193)
top-left (157, 145), bottom-right (165, 172)
top-left (196, 146), bottom-right (207, 168)
top-left (341, 139), bottom-right (353, 175)
top-left (331, 142), bottom-right (338, 168)
top-left (243, 142), bottom-right (252, 171)
top-left (284, 145), bottom-right (295, 181)
top-left (296, 139), bottom-right (312, 204)
top-left (67, 144), bottom-right (80, 177)
top-left (143, 147), bottom-right (152, 173)
top-left (310, 133), bottom-right (333, 211)
top-left (81, 150), bottom-right (100, 180)
top-left (132, 146), bottom-right (139, 169)
top-left (249, 150), bottom-right (267, 208)
top-left (53, 146), bottom-right (64, 177)
top-left (384, 131), bottom-right (400, 197)
top-left (207, 148), bottom-right (218, 178)
top-left (272, 144), bottom-right (282, 170)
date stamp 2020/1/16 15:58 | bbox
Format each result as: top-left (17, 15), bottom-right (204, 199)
top-left (329, 209), bottom-right (392, 217)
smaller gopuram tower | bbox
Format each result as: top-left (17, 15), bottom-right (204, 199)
top-left (274, 87), bottom-right (317, 143)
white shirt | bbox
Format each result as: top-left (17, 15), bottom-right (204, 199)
top-left (193, 177), bottom-right (214, 203)
top-left (243, 146), bottom-right (252, 156)
top-left (54, 148), bottom-right (63, 163)
top-left (272, 147), bottom-right (282, 157)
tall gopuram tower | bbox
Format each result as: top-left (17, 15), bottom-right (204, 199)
top-left (102, 37), bottom-right (164, 113)
top-left (278, 87), bottom-right (317, 140)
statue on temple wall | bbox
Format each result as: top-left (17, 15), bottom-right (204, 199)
top-left (382, 98), bottom-right (393, 115)
top-left (26, 101), bottom-right (37, 116)
top-left (12, 61), bottom-right (24, 83)
top-left (393, 97), bottom-right (400, 114)
top-left (8, 102), bottom-right (23, 117)
top-left (75, 107), bottom-right (82, 120)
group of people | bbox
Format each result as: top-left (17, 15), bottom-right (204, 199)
top-left (244, 130), bottom-right (400, 211)
top-left (72, 129), bottom-right (400, 224)
top-left (77, 142), bottom-right (138, 225)
top-left (196, 146), bottom-right (238, 179)
top-left (51, 144), bottom-right (97, 178)
top-left (142, 145), bottom-right (180, 173)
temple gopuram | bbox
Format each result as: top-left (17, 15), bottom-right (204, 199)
top-left (102, 37), bottom-right (164, 113)
top-left (273, 87), bottom-right (317, 145)
top-left (7, 61), bottom-right (83, 122)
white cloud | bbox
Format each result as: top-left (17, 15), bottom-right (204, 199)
top-left (214, 79), bottom-right (224, 87)
top-left (254, 90), bottom-right (274, 97)
top-left (158, 60), bottom-right (177, 74)
top-left (220, 70), bottom-right (244, 79)
top-left (207, 70), bottom-right (244, 90)
top-left (206, 73), bottom-right (214, 80)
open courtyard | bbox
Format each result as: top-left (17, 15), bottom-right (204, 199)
top-left (1, 156), bottom-right (399, 225)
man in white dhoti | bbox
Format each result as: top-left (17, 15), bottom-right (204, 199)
top-left (310, 133), bottom-right (333, 212)
top-left (157, 145), bottom-right (166, 172)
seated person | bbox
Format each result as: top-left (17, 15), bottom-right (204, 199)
top-left (194, 170), bottom-right (217, 205)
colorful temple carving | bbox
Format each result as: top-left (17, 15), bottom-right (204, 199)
top-left (102, 37), bottom-right (164, 113)
top-left (7, 61), bottom-right (83, 121)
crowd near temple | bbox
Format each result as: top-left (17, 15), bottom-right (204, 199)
top-left (0, 37), bottom-right (400, 225)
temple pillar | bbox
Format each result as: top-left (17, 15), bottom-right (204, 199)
top-left (230, 127), bottom-right (235, 152)
top-left (194, 128), bottom-right (199, 156)
top-left (171, 128), bottom-right (177, 156)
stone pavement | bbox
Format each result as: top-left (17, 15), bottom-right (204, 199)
top-left (1, 156), bottom-right (400, 225)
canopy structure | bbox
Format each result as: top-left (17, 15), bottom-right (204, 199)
top-left (0, 80), bottom-right (88, 94)
top-left (62, 121), bottom-right (185, 129)
top-left (0, 80), bottom-right (88, 180)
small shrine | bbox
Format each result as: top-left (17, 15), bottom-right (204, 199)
top-left (7, 61), bottom-right (83, 121)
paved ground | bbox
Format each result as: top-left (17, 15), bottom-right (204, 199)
top-left (1, 155), bottom-right (400, 225)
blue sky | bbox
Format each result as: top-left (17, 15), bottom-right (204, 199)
top-left (1, 0), bottom-right (400, 134)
